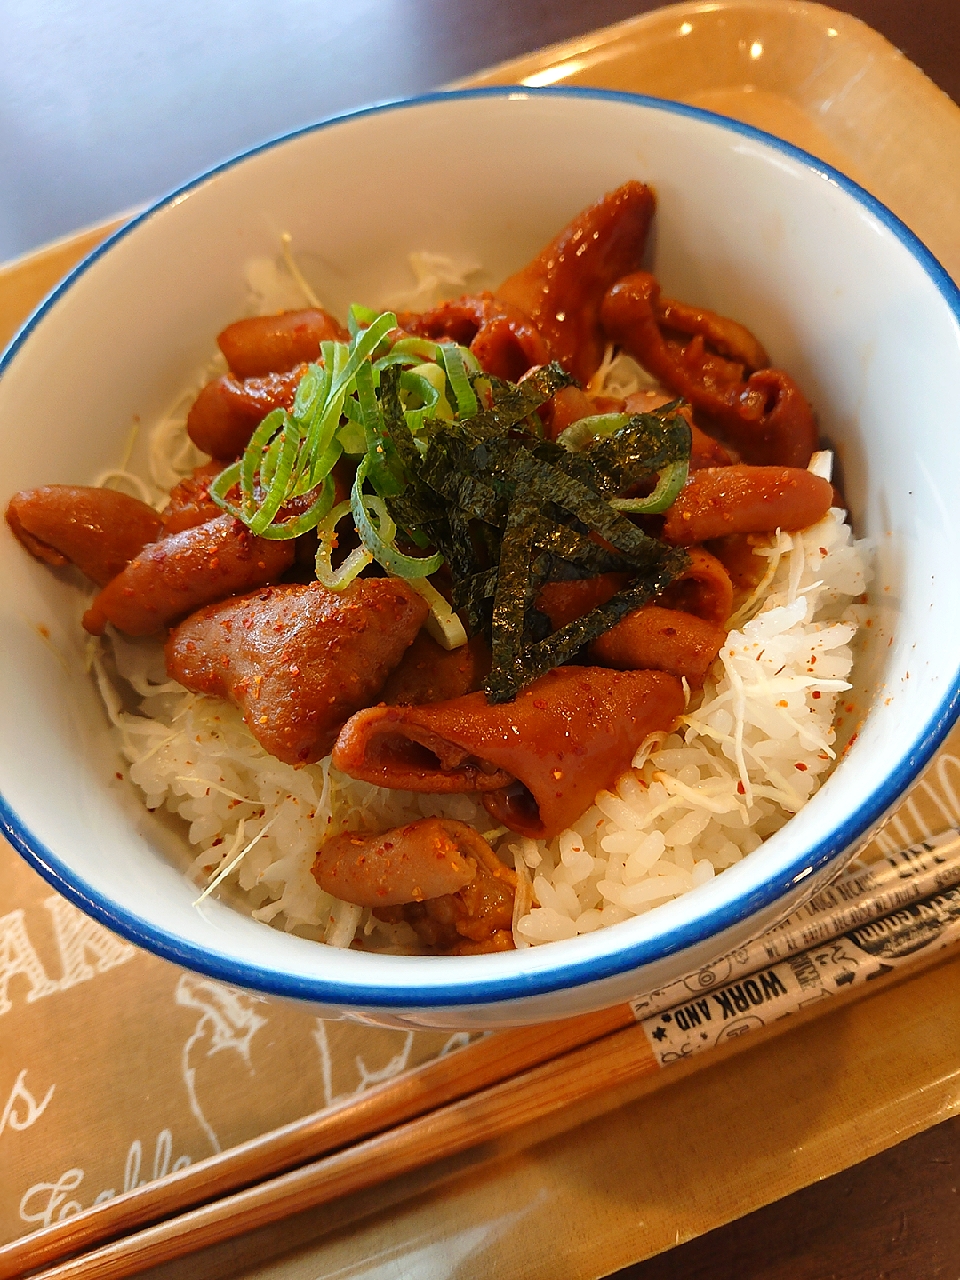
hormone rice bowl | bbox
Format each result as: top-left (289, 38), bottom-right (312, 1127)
top-left (7, 179), bottom-right (869, 957)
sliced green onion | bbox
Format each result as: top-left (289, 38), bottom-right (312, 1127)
top-left (373, 351), bottom-right (423, 371)
top-left (240, 408), bottom-right (286, 514)
top-left (609, 459), bottom-right (690, 514)
top-left (400, 366), bottom-right (450, 431)
top-left (557, 413), bottom-right (631, 452)
top-left (208, 460), bottom-right (243, 518)
top-left (257, 476), bottom-right (336, 540)
top-left (355, 361), bottom-right (403, 498)
top-left (248, 418), bottom-right (303, 535)
top-left (408, 576), bottom-right (468, 650)
top-left (348, 302), bottom-right (379, 338)
top-left (351, 459), bottom-right (443, 579)
top-left (440, 343), bottom-right (478, 420)
top-left (337, 418), bottom-right (366, 456)
top-left (391, 336), bottom-right (442, 361)
top-left (315, 500), bottom-right (372, 588)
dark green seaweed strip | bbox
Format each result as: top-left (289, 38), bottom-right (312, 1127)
top-left (484, 549), bottom-right (688, 703)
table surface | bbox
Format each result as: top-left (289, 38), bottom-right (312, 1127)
top-left (2, 0), bottom-right (959, 265)
top-left (3, 1), bottom-right (959, 1276)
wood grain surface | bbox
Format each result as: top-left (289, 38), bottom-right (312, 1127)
top-left (2, 2), bottom-right (958, 1276)
top-left (419, 0), bottom-right (960, 107)
top-left (621, 1115), bottom-right (960, 1279)
top-left (594, 4), bottom-right (960, 1271)
top-left (474, 3), bottom-right (960, 1276)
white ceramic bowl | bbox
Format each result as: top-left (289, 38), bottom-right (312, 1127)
top-left (3, 88), bottom-right (960, 1029)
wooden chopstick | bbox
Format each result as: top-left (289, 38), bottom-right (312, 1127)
top-left (10, 844), bottom-right (960, 1279)
top-left (24, 940), bottom-right (959, 1280)
top-left (0, 1003), bottom-right (632, 1280)
top-left (14, 1018), bottom-right (699, 1280)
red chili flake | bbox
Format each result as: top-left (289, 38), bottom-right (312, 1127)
top-left (737, 781), bottom-right (746, 795)
top-left (845, 703), bottom-right (855, 713)
top-left (795, 762), bottom-right (808, 772)
top-left (819, 547), bottom-right (828, 556)
top-left (778, 699), bottom-right (788, 708)
top-left (115, 772), bottom-right (123, 781)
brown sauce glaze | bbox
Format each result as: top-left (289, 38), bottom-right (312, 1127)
top-left (371, 830), bottom-right (518, 955)
top-left (186, 367), bottom-right (304, 460)
top-left (6, 486), bottom-right (164, 585)
top-left (601, 271), bottom-right (817, 468)
top-left (332, 666), bottom-right (684, 840)
top-left (496, 180), bottom-right (656, 385)
top-left (381, 632), bottom-right (491, 706)
top-left (657, 547), bottom-right (733, 625)
top-left (160, 461), bottom-right (225, 533)
top-left (82, 513), bottom-right (296, 636)
top-left (589, 604), bottom-right (726, 686)
top-left (396, 295), bottom-right (552, 382)
top-left (166, 578), bottom-right (428, 764)
top-left (662, 466), bottom-right (833, 546)
top-left (217, 308), bottom-right (348, 378)
top-left (312, 817), bottom-right (497, 907)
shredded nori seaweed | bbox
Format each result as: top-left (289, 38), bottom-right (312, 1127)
top-left (385, 364), bottom-right (692, 702)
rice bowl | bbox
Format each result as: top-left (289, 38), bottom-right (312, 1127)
top-left (2, 87), bottom-right (959, 1027)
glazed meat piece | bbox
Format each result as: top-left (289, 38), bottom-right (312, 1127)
top-left (187, 368), bottom-right (303, 460)
top-left (541, 384), bottom-right (600, 441)
top-left (536, 550), bottom-right (731, 634)
top-left (536, 560), bottom-right (729, 686)
top-left (535, 572), bottom-right (628, 630)
top-left (685, 424), bottom-right (734, 471)
top-left (396, 295), bottom-right (552, 382)
top-left (661, 466), bottom-right (834, 546)
top-left (656, 294), bottom-right (770, 370)
top-left (312, 817), bottom-right (499, 906)
top-left (166, 578), bottom-right (429, 764)
top-left (82, 514), bottom-right (296, 636)
top-left (656, 547), bottom-right (733, 625)
top-left (496, 180), bottom-right (656, 385)
top-left (160, 461), bottom-right (224, 533)
top-left (375, 851), bottom-right (518, 955)
top-left (332, 666), bottom-right (685, 840)
top-left (6, 486), bottom-right (163, 585)
top-left (217, 308), bottom-right (349, 378)
top-left (381, 632), bottom-right (491, 706)
top-left (601, 271), bottom-right (818, 467)
top-left (589, 605), bottom-right (726, 686)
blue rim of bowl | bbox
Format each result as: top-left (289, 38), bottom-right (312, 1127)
top-left (3, 84), bottom-right (960, 1008)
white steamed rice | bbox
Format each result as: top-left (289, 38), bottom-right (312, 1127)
top-left (88, 246), bottom-right (870, 951)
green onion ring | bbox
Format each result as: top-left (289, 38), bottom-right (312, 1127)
top-left (609, 459), bottom-right (690, 514)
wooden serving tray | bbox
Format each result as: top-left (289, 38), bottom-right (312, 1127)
top-left (2, 3), bottom-right (960, 1277)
